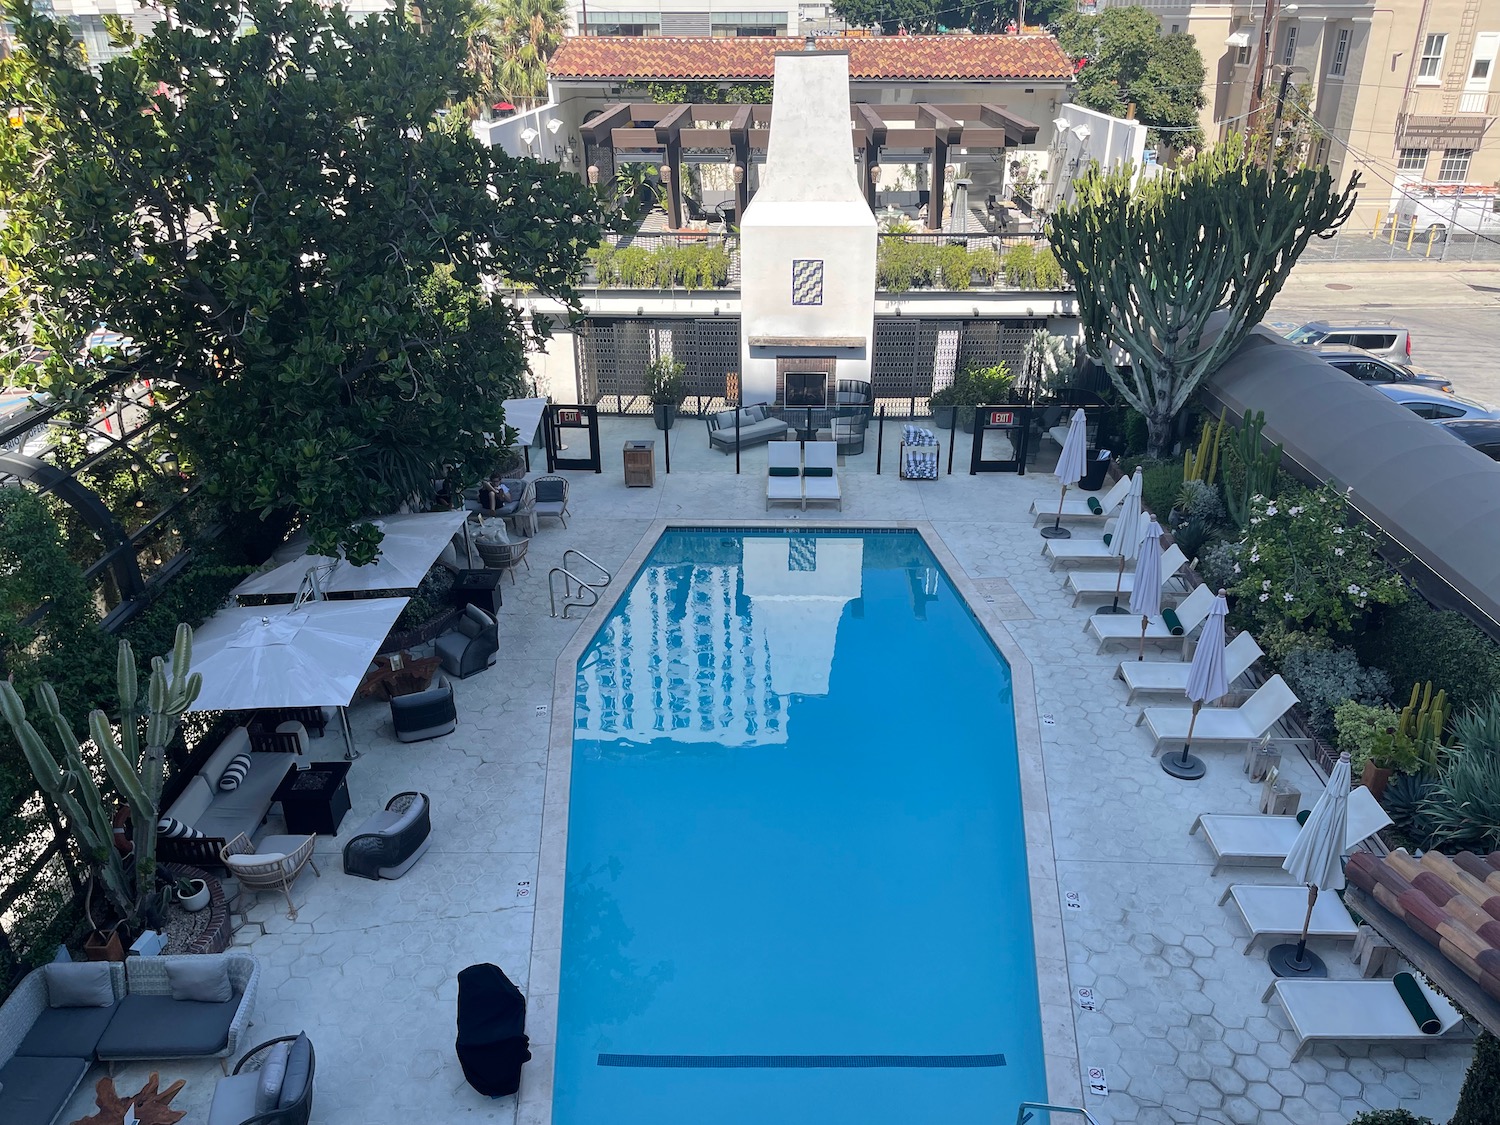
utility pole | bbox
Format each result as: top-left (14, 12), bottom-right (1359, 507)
top-left (1247, 0), bottom-right (1279, 125)
top-left (1270, 66), bottom-right (1294, 160)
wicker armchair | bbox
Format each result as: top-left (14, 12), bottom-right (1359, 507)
top-left (476, 538), bottom-right (530, 583)
top-left (532, 474), bottom-right (570, 528)
top-left (343, 792), bottom-right (432, 881)
top-left (220, 832), bottom-right (320, 920)
top-left (209, 1033), bottom-right (315, 1125)
top-left (497, 480), bottom-right (537, 537)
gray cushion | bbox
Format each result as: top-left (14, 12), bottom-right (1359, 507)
top-left (207, 1072), bottom-right (260, 1125)
top-left (712, 408), bottom-right (738, 430)
top-left (95, 993), bottom-right (240, 1058)
top-left (278, 1033), bottom-right (312, 1109)
top-left (0, 1055), bottom-right (89, 1125)
top-left (256, 1040), bottom-right (291, 1113)
top-left (15, 1002), bottom-right (118, 1058)
top-left (43, 962), bottom-right (114, 1008)
top-left (195, 754), bottom-right (294, 840)
top-left (165, 957), bottom-right (233, 1003)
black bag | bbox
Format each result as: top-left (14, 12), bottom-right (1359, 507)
top-left (456, 963), bottom-right (533, 1097)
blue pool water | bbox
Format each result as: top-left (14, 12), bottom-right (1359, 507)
top-left (556, 529), bottom-right (1045, 1124)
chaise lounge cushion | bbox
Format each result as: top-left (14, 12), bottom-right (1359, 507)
top-left (95, 993), bottom-right (242, 1059)
top-left (193, 754), bottom-right (295, 841)
top-left (15, 1002), bottom-right (119, 1058)
top-left (0, 1055), bottom-right (88, 1125)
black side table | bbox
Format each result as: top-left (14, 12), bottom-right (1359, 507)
top-left (452, 568), bottom-right (504, 616)
top-left (274, 761), bottom-right (352, 835)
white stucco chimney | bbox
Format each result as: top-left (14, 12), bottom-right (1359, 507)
top-left (738, 51), bottom-right (878, 408)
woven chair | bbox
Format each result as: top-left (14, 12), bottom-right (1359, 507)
top-left (220, 832), bottom-right (320, 920)
top-left (499, 480), bottom-right (538, 537)
top-left (532, 475), bottom-right (570, 528)
top-left (343, 792), bottom-right (432, 881)
top-left (476, 537), bottom-right (530, 583)
top-left (209, 1033), bottom-right (316, 1125)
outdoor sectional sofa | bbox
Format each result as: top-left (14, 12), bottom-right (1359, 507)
top-left (706, 404), bottom-right (791, 452)
top-left (0, 953), bottom-right (260, 1125)
top-left (157, 726), bottom-right (301, 868)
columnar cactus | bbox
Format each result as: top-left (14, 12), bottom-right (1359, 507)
top-left (0, 624), bottom-right (201, 934)
top-left (1399, 680), bottom-right (1448, 771)
top-left (1225, 410), bottom-right (1285, 529)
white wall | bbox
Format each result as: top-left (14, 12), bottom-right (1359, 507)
top-left (472, 104), bottom-right (569, 162)
top-left (1044, 102), bottom-right (1149, 212)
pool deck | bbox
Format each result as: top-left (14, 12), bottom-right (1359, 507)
top-left (57, 415), bottom-right (1475, 1125)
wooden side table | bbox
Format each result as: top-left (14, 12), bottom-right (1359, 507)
top-left (623, 440), bottom-right (655, 487)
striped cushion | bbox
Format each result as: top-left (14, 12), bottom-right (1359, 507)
top-left (157, 816), bottom-right (205, 840)
top-left (218, 752), bottom-right (252, 792)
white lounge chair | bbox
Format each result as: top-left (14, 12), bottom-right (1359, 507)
top-left (1262, 977), bottom-right (1468, 1061)
top-left (1041, 518), bottom-right (1130, 569)
top-left (801, 441), bottom-right (841, 511)
top-left (1117, 632), bottom-right (1263, 704)
top-left (766, 441), bottom-right (802, 510)
top-left (1220, 883), bottom-right (1359, 955)
top-left (1086, 583), bottom-right (1215, 654)
top-left (1067, 545), bottom-right (1186, 606)
top-left (1139, 674), bottom-right (1297, 756)
top-left (1030, 474), bottom-right (1129, 526)
top-left (1188, 787), bottom-right (1392, 874)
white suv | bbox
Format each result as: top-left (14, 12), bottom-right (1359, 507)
top-left (1286, 321), bottom-right (1413, 364)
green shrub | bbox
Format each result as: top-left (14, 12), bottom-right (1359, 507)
top-left (1198, 539), bottom-right (1242, 594)
top-left (929, 362), bottom-right (1014, 409)
top-left (614, 246), bottom-right (658, 287)
top-left (1422, 695), bottom-right (1500, 852)
top-left (1175, 480), bottom-right (1227, 527)
top-left (1347, 1111), bottom-right (1437, 1125)
top-left (1138, 460), bottom-right (1183, 522)
top-left (968, 248), bottom-right (1000, 285)
top-left (938, 244), bottom-right (972, 290)
top-left (1354, 598), bottom-right (1500, 716)
top-left (876, 239), bottom-right (942, 292)
top-left (1450, 1031), bottom-right (1500, 1125)
top-left (1281, 644), bottom-right (1392, 741)
top-left (1333, 700), bottom-right (1403, 773)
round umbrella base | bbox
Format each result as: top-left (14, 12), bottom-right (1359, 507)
top-left (1161, 752), bottom-right (1207, 781)
top-left (1267, 944), bottom-right (1328, 978)
top-left (1040, 525), bottom-right (1072, 539)
top-left (1094, 604), bottom-right (1131, 615)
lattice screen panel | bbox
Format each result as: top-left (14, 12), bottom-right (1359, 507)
top-left (871, 318), bottom-right (920, 399)
top-left (688, 319), bottom-right (741, 404)
top-left (959, 319), bottom-right (1045, 373)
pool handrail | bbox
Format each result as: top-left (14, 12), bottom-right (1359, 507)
top-left (1015, 1103), bottom-right (1100, 1125)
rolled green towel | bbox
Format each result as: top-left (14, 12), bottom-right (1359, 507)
top-left (1087, 496), bottom-right (1103, 515)
top-left (803, 466), bottom-right (833, 477)
top-left (1103, 533), bottom-right (1112, 547)
top-left (1296, 809), bottom-right (1311, 826)
top-left (1162, 608), bottom-right (1183, 635)
top-left (768, 466), bottom-right (798, 477)
top-left (1394, 972), bottom-right (1441, 1034)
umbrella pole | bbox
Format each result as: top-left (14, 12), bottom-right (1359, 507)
top-left (1268, 885), bottom-right (1329, 977)
top-left (1096, 553), bottom-right (1130, 615)
top-left (1161, 699), bottom-right (1207, 781)
top-left (1041, 484), bottom-right (1072, 539)
top-left (1137, 614), bottom-right (1149, 660)
top-left (339, 705), bottom-right (360, 762)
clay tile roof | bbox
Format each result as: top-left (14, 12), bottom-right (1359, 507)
top-left (548, 35), bottom-right (1074, 82)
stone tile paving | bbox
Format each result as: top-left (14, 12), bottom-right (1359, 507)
top-left (57, 415), bottom-right (1473, 1125)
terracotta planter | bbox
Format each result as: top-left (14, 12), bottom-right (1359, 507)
top-left (84, 929), bottom-right (126, 962)
top-left (1362, 761), bottom-right (1392, 801)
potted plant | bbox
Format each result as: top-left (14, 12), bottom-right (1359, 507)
top-left (1334, 700), bottom-right (1412, 801)
top-left (929, 362), bottom-right (1015, 433)
top-left (174, 875), bottom-right (210, 913)
top-left (648, 356), bottom-right (687, 431)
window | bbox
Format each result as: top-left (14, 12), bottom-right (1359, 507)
top-left (1329, 28), bottom-right (1351, 76)
top-left (1170, 23), bottom-right (1179, 34)
top-left (1438, 147), bottom-right (1473, 182)
top-left (1236, 42), bottom-right (1251, 66)
top-left (1419, 33), bottom-right (1447, 80)
top-left (1282, 25), bottom-right (1299, 65)
top-left (1474, 56), bottom-right (1493, 82)
top-left (1354, 333), bottom-right (1398, 352)
top-left (1313, 138), bottom-right (1329, 165)
top-left (1397, 147), bottom-right (1430, 172)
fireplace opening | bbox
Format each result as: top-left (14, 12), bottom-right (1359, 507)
top-left (784, 371), bottom-right (829, 408)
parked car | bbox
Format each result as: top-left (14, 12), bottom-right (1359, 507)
top-left (1310, 346), bottom-right (1455, 393)
top-left (1287, 321), bottom-right (1412, 363)
top-left (1435, 419), bottom-right (1500, 461)
top-left (1372, 384), bottom-right (1495, 420)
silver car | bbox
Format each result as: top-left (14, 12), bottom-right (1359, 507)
top-left (1373, 384), bottom-right (1496, 420)
top-left (1287, 321), bottom-right (1413, 364)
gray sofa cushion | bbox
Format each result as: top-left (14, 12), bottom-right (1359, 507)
top-left (94, 993), bottom-right (241, 1059)
top-left (165, 958), bottom-right (233, 1003)
top-left (278, 1032), bottom-right (312, 1109)
top-left (195, 753), bottom-right (294, 840)
top-left (43, 962), bottom-right (114, 1008)
top-left (15, 1002), bottom-right (119, 1058)
top-left (0, 1055), bottom-right (89, 1125)
top-left (207, 1072), bottom-right (260, 1125)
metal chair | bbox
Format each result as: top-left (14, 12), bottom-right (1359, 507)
top-left (208, 1033), bottom-right (316, 1125)
top-left (532, 475), bottom-right (570, 528)
top-left (219, 832), bottom-right (320, 920)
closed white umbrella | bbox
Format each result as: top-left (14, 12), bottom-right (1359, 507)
top-left (1162, 588), bottom-right (1229, 781)
top-left (1098, 468), bottom-right (1145, 616)
top-left (1129, 519), bottom-right (1163, 659)
top-left (1270, 750), bottom-right (1352, 977)
top-left (1041, 408), bottom-right (1089, 540)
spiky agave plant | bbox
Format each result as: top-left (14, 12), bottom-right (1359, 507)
top-left (0, 624), bottom-right (201, 934)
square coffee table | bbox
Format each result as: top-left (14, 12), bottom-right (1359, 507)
top-left (274, 761), bottom-right (352, 835)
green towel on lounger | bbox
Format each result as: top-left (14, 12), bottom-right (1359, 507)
top-left (1162, 608), bottom-right (1183, 635)
top-left (1103, 533), bottom-right (1112, 547)
top-left (1087, 496), bottom-right (1103, 515)
top-left (1394, 972), bottom-right (1441, 1034)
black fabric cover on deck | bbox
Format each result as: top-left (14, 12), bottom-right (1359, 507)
top-left (456, 963), bottom-right (532, 1097)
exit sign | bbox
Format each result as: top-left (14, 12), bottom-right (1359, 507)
top-left (988, 410), bottom-right (1015, 426)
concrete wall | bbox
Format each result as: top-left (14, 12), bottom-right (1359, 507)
top-left (1044, 103), bottom-right (1149, 211)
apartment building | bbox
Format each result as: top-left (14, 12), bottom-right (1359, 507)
top-left (565, 0), bottom-right (801, 37)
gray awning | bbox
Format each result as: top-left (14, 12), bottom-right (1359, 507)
top-left (1226, 31), bottom-right (1250, 47)
top-left (1202, 329), bottom-right (1500, 637)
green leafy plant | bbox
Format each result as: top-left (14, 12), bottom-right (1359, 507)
top-left (1354, 598), bottom-right (1500, 716)
top-left (1333, 700), bottom-right (1406, 774)
top-left (929, 362), bottom-right (1014, 411)
top-left (1282, 644), bottom-right (1391, 742)
top-left (1449, 1031), bottom-right (1500, 1125)
top-left (1223, 410), bottom-right (1284, 529)
top-left (1170, 517), bottom-right (1213, 563)
top-left (939, 244), bottom-right (972, 291)
top-left (1174, 480), bottom-right (1227, 527)
top-left (647, 356), bottom-right (687, 406)
top-left (1421, 694), bottom-right (1500, 852)
top-left (390, 568), bottom-right (457, 633)
top-left (1380, 770), bottom-right (1438, 843)
top-left (1346, 1111), bottom-right (1437, 1125)
top-left (1138, 460), bottom-right (1184, 522)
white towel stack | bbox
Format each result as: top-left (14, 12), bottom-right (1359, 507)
top-left (903, 425), bottom-right (937, 446)
top-left (903, 448), bottom-right (938, 479)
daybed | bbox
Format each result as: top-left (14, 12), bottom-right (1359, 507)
top-left (157, 727), bottom-right (300, 869)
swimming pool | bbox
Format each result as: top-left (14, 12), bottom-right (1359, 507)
top-left (556, 528), bottom-right (1045, 1124)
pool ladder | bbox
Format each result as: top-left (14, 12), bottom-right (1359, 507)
top-left (1015, 1104), bottom-right (1099, 1125)
top-left (549, 549), bottom-right (611, 619)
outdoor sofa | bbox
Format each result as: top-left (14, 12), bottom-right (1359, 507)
top-left (706, 404), bottom-right (791, 452)
top-left (390, 677), bottom-right (458, 742)
top-left (0, 954), bottom-right (259, 1125)
top-left (157, 726), bottom-right (301, 869)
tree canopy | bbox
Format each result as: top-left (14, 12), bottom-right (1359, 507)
top-left (1047, 137), bottom-right (1358, 459)
top-left (466, 0), bottom-right (569, 106)
top-left (1055, 7), bottom-right (1206, 150)
top-left (827, 0), bottom-right (1074, 36)
top-left (0, 0), bottom-right (632, 562)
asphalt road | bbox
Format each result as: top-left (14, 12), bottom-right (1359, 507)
top-left (1268, 262), bottom-right (1500, 409)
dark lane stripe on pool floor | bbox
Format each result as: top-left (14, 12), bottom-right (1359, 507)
top-left (597, 1054), bottom-right (1007, 1069)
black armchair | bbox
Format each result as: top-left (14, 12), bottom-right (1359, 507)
top-left (343, 792), bottom-right (433, 881)
top-left (434, 604), bottom-right (499, 678)
top-left (208, 1033), bottom-right (315, 1125)
top-left (390, 677), bottom-right (457, 743)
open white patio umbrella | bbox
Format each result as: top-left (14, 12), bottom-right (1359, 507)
top-left (1098, 468), bottom-right (1145, 616)
top-left (184, 598), bottom-right (409, 759)
top-left (1041, 408), bottom-right (1088, 540)
top-left (233, 511), bottom-right (469, 598)
top-left (1269, 750), bottom-right (1352, 978)
top-left (1129, 519), bottom-right (1163, 659)
top-left (1162, 588), bottom-right (1229, 781)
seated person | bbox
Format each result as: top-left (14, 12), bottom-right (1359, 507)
top-left (476, 475), bottom-right (513, 517)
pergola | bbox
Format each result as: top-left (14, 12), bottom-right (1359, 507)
top-left (580, 102), bottom-right (1039, 232)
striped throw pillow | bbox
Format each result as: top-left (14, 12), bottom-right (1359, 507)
top-left (157, 816), bottom-right (205, 840)
top-left (218, 752), bottom-right (252, 792)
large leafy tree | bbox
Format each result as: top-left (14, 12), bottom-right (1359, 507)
top-left (0, 0), bottom-right (629, 561)
top-left (1047, 137), bottom-right (1359, 459)
top-left (828, 0), bottom-right (1074, 36)
top-left (1055, 7), bottom-right (1206, 149)
top-left (467, 0), bottom-right (568, 106)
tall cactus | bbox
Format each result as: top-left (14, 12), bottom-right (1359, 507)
top-left (1184, 408), bottom-right (1226, 485)
top-left (1225, 409), bottom-right (1285, 528)
top-left (1398, 680), bottom-right (1448, 771)
top-left (0, 624), bottom-right (201, 934)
